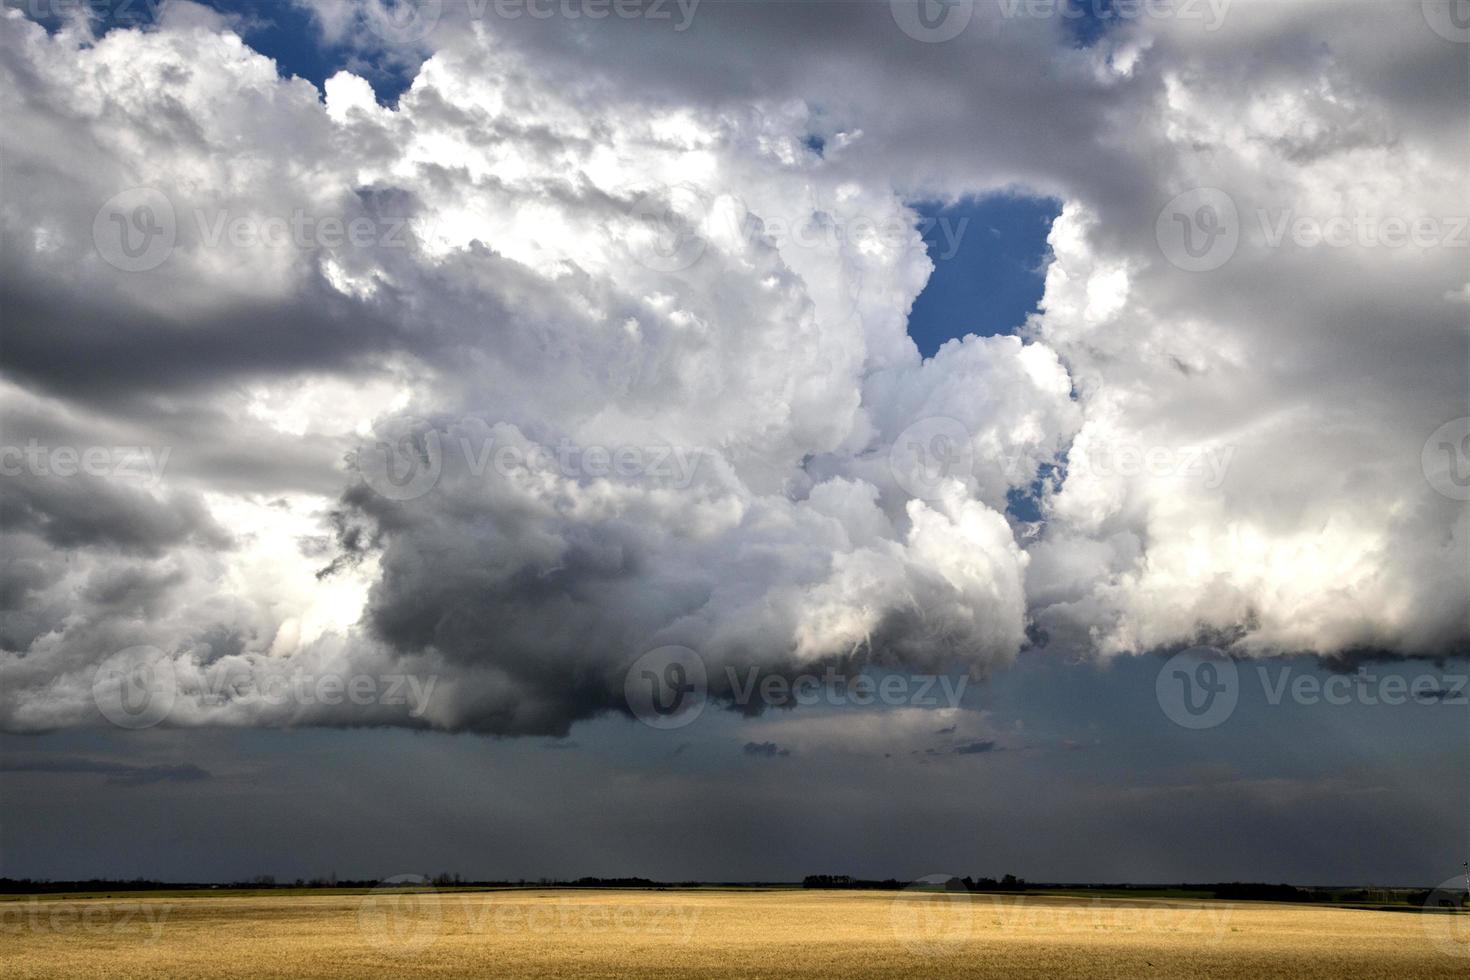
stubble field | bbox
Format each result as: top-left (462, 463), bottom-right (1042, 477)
top-left (3, 887), bottom-right (1465, 979)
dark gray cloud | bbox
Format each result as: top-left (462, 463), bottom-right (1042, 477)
top-left (1, 475), bottom-right (231, 556)
top-left (2, 652), bottom-right (1464, 883)
top-left (950, 738), bottom-right (998, 756)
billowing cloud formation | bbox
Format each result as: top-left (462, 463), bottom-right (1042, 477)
top-left (0, 2), bottom-right (1464, 735)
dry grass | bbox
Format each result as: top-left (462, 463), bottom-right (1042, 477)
top-left (3, 888), bottom-right (1465, 978)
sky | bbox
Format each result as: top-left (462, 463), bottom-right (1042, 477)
top-left (907, 195), bottom-right (1061, 356)
top-left (0, 0), bottom-right (1466, 886)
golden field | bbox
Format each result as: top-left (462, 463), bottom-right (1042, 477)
top-left (2, 887), bottom-right (1465, 979)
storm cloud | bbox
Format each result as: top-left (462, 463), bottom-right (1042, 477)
top-left (0, 1), bottom-right (1465, 737)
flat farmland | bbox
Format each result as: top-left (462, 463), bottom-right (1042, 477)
top-left (2, 888), bottom-right (1465, 979)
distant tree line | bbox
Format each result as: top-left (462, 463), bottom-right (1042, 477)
top-left (0, 878), bottom-right (187, 895)
top-left (802, 874), bottom-right (1027, 891)
top-left (0, 877), bottom-right (387, 894)
top-left (1211, 881), bottom-right (1465, 907)
top-left (3, 875), bottom-right (1459, 907)
top-left (800, 876), bottom-right (1462, 907)
top-left (1210, 882), bottom-right (1322, 902)
top-left (1, 875), bottom-right (687, 893)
